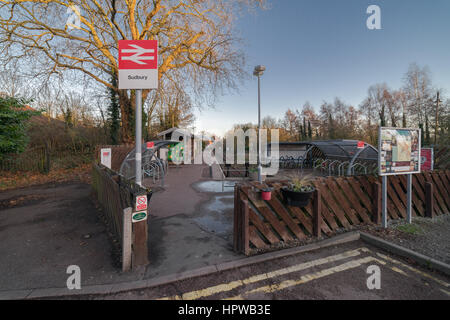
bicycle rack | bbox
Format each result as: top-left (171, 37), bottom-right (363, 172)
top-left (338, 161), bottom-right (349, 176)
top-left (320, 159), bottom-right (331, 175)
top-left (351, 163), bottom-right (367, 176)
top-left (313, 158), bottom-right (323, 171)
top-left (328, 160), bottom-right (341, 176)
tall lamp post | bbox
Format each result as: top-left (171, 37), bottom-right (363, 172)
top-left (253, 65), bottom-right (266, 183)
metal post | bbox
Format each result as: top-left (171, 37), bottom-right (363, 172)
top-left (435, 91), bottom-right (440, 145)
top-left (382, 175), bottom-right (387, 228)
top-left (257, 75), bottom-right (262, 183)
top-left (135, 89), bottom-right (142, 186)
top-left (406, 174), bottom-right (412, 224)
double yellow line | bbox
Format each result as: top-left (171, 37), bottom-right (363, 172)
top-left (226, 256), bottom-right (386, 300)
top-left (158, 247), bottom-right (450, 300)
top-left (159, 247), bottom-right (372, 300)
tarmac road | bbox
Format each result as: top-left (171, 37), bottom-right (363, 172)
top-left (83, 240), bottom-right (450, 300)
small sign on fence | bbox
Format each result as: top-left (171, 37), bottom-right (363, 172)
top-left (135, 195), bottom-right (147, 211)
top-left (100, 148), bottom-right (112, 169)
top-left (132, 211), bottom-right (147, 223)
top-left (421, 148), bottom-right (434, 171)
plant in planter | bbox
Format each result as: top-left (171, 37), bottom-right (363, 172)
top-left (281, 175), bottom-right (315, 207)
top-left (260, 186), bottom-right (273, 201)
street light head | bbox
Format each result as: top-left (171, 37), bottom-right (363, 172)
top-left (253, 65), bottom-right (266, 76)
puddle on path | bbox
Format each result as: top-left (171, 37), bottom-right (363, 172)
top-left (193, 180), bottom-right (237, 193)
top-left (193, 194), bottom-right (234, 237)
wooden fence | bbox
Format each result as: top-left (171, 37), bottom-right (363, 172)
top-left (234, 170), bottom-right (450, 256)
top-left (92, 163), bottom-right (150, 270)
top-left (435, 146), bottom-right (450, 170)
top-left (0, 146), bottom-right (49, 173)
top-left (0, 143), bottom-right (98, 173)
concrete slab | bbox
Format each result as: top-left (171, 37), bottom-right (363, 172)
top-left (145, 165), bottom-right (210, 219)
top-left (145, 214), bottom-right (242, 279)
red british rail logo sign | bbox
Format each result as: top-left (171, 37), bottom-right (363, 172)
top-left (118, 40), bottom-right (158, 89)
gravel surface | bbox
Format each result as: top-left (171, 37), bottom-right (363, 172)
top-left (360, 214), bottom-right (450, 264)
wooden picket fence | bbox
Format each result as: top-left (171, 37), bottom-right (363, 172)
top-left (92, 163), bottom-right (150, 270)
top-left (234, 170), bottom-right (450, 256)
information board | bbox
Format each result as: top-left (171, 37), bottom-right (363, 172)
top-left (378, 127), bottom-right (421, 176)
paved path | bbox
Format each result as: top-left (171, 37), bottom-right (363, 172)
top-left (143, 164), bottom-right (241, 280)
top-left (145, 165), bottom-right (210, 219)
top-left (82, 240), bottom-right (450, 300)
top-left (0, 183), bottom-right (140, 291)
top-left (0, 166), bottom-right (241, 292)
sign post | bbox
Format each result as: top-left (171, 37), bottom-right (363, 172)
top-left (382, 175), bottom-right (387, 228)
top-left (407, 174), bottom-right (412, 224)
top-left (135, 89), bottom-right (143, 186)
top-left (378, 127), bottom-right (421, 228)
top-left (118, 40), bottom-right (158, 186)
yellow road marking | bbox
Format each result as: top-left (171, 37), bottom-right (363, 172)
top-left (375, 253), bottom-right (449, 288)
top-left (390, 266), bottom-right (409, 277)
top-left (440, 289), bottom-right (450, 296)
top-left (158, 247), bottom-right (371, 300)
top-left (224, 256), bottom-right (386, 300)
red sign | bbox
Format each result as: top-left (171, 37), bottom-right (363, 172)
top-left (147, 141), bottom-right (155, 149)
top-left (135, 195), bottom-right (147, 211)
top-left (357, 141), bottom-right (365, 149)
top-left (421, 148), bottom-right (434, 171)
top-left (118, 40), bottom-right (158, 70)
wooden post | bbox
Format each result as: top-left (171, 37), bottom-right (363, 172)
top-left (425, 182), bottom-right (434, 218)
top-left (44, 142), bottom-right (51, 174)
top-left (131, 192), bottom-right (149, 269)
top-left (242, 199), bottom-right (250, 256)
top-left (313, 188), bottom-right (322, 237)
top-left (122, 207), bottom-right (132, 272)
top-left (132, 219), bottom-right (149, 268)
top-left (233, 185), bottom-right (240, 252)
top-left (372, 182), bottom-right (382, 224)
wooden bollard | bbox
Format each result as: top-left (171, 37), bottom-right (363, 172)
top-left (242, 199), bottom-right (250, 256)
top-left (132, 218), bottom-right (149, 268)
top-left (233, 185), bottom-right (240, 252)
top-left (122, 207), bottom-right (132, 272)
top-left (372, 182), bottom-right (382, 224)
top-left (313, 188), bottom-right (322, 238)
top-left (425, 182), bottom-right (434, 218)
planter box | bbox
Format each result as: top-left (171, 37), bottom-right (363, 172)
top-left (281, 187), bottom-right (315, 207)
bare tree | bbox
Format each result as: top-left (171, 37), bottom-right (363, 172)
top-left (0, 61), bottom-right (33, 98)
top-left (383, 88), bottom-right (403, 127)
top-left (280, 109), bottom-right (299, 141)
top-left (0, 0), bottom-right (264, 142)
top-left (403, 63), bottom-right (433, 127)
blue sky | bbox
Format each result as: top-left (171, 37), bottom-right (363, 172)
top-left (193, 0), bottom-right (450, 136)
